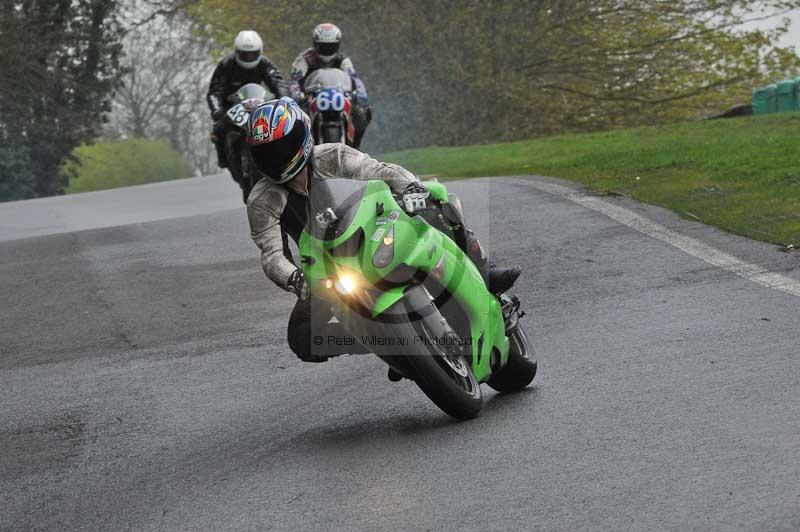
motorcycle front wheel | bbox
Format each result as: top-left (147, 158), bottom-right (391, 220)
top-left (405, 317), bottom-right (483, 420)
top-left (357, 286), bottom-right (482, 420)
top-left (387, 289), bottom-right (482, 420)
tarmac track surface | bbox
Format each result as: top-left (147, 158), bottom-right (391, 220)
top-left (1, 175), bottom-right (798, 532)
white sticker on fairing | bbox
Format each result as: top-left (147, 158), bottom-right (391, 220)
top-left (371, 227), bottom-right (387, 242)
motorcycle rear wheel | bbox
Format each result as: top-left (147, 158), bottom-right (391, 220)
top-left (486, 325), bottom-right (537, 393)
top-left (321, 123), bottom-right (343, 144)
top-left (225, 133), bottom-right (244, 185)
top-left (240, 151), bottom-right (255, 204)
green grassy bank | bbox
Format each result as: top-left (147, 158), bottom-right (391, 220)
top-left (383, 114), bottom-right (800, 246)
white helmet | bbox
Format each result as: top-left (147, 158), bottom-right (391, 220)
top-left (234, 30), bottom-right (263, 70)
top-left (312, 23), bottom-right (342, 61)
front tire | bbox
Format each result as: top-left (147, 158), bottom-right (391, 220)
top-left (405, 323), bottom-right (483, 420)
top-left (487, 325), bottom-right (537, 393)
top-left (355, 286), bottom-right (483, 420)
top-left (398, 290), bottom-right (483, 420)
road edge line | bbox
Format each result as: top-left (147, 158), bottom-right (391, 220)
top-left (524, 180), bottom-right (800, 298)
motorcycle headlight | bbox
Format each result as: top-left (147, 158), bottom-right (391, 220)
top-left (334, 273), bottom-right (359, 295)
top-left (372, 226), bottom-right (394, 269)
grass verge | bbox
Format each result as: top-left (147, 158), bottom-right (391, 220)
top-left (383, 114), bottom-right (800, 246)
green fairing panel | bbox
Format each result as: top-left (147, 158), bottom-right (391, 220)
top-left (418, 228), bottom-right (509, 381)
top-left (372, 286), bottom-right (407, 316)
top-left (300, 180), bottom-right (398, 282)
top-left (423, 180), bottom-right (449, 203)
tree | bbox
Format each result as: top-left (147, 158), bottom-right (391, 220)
top-left (0, 143), bottom-right (34, 202)
top-left (0, 0), bottom-right (123, 201)
top-left (189, 0), bottom-right (800, 152)
top-left (104, 0), bottom-right (216, 174)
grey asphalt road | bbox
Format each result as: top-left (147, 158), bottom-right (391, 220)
top-left (1, 176), bottom-right (798, 532)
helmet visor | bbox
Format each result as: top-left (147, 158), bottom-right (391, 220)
top-left (249, 124), bottom-right (306, 180)
top-left (315, 42), bottom-right (339, 57)
top-left (236, 50), bottom-right (261, 64)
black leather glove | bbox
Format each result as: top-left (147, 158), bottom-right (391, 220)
top-left (211, 108), bottom-right (225, 122)
top-left (287, 269), bottom-right (310, 300)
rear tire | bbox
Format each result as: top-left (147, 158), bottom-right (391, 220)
top-left (487, 325), bottom-right (537, 394)
top-left (240, 151), bottom-right (255, 204)
top-left (321, 123), bottom-right (343, 144)
top-left (225, 133), bottom-right (244, 186)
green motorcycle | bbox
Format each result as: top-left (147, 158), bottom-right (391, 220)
top-left (299, 178), bottom-right (537, 419)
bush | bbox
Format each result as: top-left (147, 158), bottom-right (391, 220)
top-left (63, 138), bottom-right (195, 194)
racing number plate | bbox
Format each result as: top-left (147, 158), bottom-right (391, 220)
top-left (226, 103), bottom-right (249, 127)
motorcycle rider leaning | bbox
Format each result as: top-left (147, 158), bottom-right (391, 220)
top-left (289, 23), bottom-right (371, 149)
top-left (245, 98), bottom-right (521, 363)
top-left (207, 30), bottom-right (289, 168)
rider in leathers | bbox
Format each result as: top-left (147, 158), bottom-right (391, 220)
top-left (245, 98), bottom-right (521, 364)
top-left (289, 23), bottom-right (371, 149)
top-left (207, 30), bottom-right (289, 168)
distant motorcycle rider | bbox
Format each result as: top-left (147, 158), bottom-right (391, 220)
top-left (289, 23), bottom-right (371, 149)
top-left (244, 98), bottom-right (521, 363)
top-left (207, 30), bottom-right (289, 168)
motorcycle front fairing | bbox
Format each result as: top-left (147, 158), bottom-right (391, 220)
top-left (299, 179), bottom-right (509, 382)
top-left (305, 69), bottom-right (354, 145)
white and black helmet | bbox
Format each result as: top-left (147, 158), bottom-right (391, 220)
top-left (234, 30), bottom-right (263, 70)
top-left (312, 23), bottom-right (342, 60)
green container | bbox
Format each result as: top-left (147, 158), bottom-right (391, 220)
top-left (753, 86), bottom-right (770, 115)
top-left (776, 79), bottom-right (797, 112)
top-left (765, 84), bottom-right (778, 113)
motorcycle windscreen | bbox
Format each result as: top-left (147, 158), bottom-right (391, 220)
top-left (306, 178), bottom-right (367, 241)
top-left (304, 68), bottom-right (353, 93)
top-left (234, 83), bottom-right (269, 102)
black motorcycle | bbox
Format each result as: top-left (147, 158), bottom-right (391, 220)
top-left (222, 83), bottom-right (270, 203)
